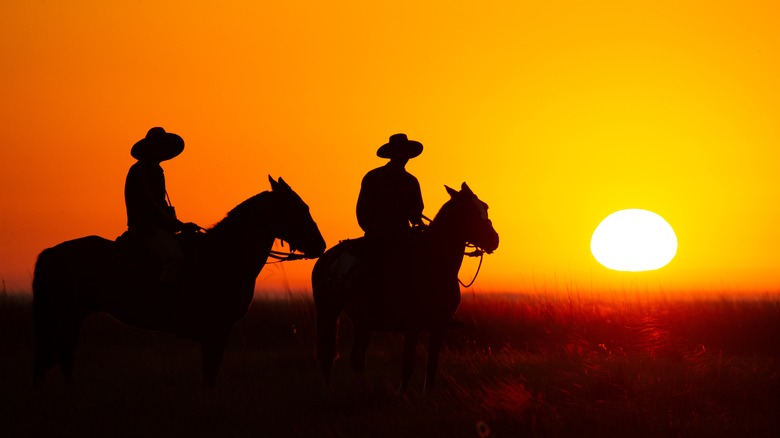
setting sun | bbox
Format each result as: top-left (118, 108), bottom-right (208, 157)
top-left (590, 209), bottom-right (678, 272)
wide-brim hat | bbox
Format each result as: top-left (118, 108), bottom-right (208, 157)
top-left (377, 133), bottom-right (423, 159)
top-left (131, 127), bottom-right (184, 161)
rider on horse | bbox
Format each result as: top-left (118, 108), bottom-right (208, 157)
top-left (124, 127), bottom-right (201, 283)
top-left (354, 134), bottom-right (465, 328)
top-left (332, 133), bottom-right (428, 292)
top-left (356, 133), bottom-right (426, 245)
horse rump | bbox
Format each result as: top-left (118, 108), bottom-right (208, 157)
top-left (32, 236), bottom-right (110, 383)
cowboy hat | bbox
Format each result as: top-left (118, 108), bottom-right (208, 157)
top-left (377, 133), bottom-right (423, 159)
top-left (131, 127), bottom-right (185, 161)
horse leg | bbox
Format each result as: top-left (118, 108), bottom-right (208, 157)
top-left (350, 327), bottom-right (370, 375)
top-left (399, 332), bottom-right (419, 394)
top-left (423, 330), bottom-right (445, 395)
top-left (58, 316), bottom-right (84, 384)
top-left (33, 300), bottom-right (55, 384)
top-left (33, 293), bottom-right (84, 384)
top-left (33, 318), bottom-right (57, 384)
top-left (201, 327), bottom-right (231, 393)
top-left (33, 347), bottom-right (49, 384)
top-left (315, 304), bottom-right (341, 385)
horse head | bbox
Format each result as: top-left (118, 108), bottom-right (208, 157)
top-left (442, 182), bottom-right (499, 254)
top-left (268, 176), bottom-right (326, 259)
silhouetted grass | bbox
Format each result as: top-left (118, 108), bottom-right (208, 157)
top-left (1, 291), bottom-right (779, 437)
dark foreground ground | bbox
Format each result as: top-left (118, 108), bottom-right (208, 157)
top-left (1, 290), bottom-right (779, 437)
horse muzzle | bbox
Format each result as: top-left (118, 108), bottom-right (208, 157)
top-left (300, 233), bottom-right (326, 259)
top-left (479, 227), bottom-right (499, 254)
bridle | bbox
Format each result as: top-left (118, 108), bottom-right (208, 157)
top-left (266, 190), bottom-right (314, 263)
top-left (422, 214), bottom-right (487, 288)
top-left (267, 240), bottom-right (308, 263)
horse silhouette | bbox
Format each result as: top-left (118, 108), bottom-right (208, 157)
top-left (312, 182), bottom-right (499, 393)
top-left (33, 176), bottom-right (325, 391)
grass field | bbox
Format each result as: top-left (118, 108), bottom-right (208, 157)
top-left (1, 289), bottom-right (779, 437)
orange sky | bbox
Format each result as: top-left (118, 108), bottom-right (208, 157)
top-left (2, 1), bottom-right (780, 296)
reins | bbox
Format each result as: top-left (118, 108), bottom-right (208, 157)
top-left (267, 240), bottom-right (307, 263)
top-left (459, 243), bottom-right (485, 288)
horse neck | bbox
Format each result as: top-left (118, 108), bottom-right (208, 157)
top-left (206, 193), bottom-right (278, 278)
top-left (425, 214), bottom-right (469, 276)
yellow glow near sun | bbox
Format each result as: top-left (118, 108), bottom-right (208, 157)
top-left (590, 209), bottom-right (678, 272)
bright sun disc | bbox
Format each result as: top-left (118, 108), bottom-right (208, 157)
top-left (590, 209), bottom-right (678, 272)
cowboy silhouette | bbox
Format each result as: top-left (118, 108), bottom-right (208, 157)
top-left (124, 127), bottom-right (201, 283)
top-left (356, 133), bottom-right (425, 241)
top-left (353, 134), bottom-right (465, 328)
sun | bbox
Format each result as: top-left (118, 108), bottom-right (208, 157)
top-left (590, 209), bottom-right (678, 272)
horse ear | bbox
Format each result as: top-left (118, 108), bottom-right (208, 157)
top-left (445, 185), bottom-right (459, 198)
top-left (278, 176), bottom-right (289, 188)
top-left (268, 175), bottom-right (278, 190)
top-left (461, 182), bottom-right (474, 195)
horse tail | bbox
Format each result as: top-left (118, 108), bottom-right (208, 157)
top-left (32, 245), bottom-right (82, 383)
top-left (33, 248), bottom-right (58, 382)
top-left (311, 248), bottom-right (345, 384)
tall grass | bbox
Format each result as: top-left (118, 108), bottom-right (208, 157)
top-left (1, 291), bottom-right (778, 437)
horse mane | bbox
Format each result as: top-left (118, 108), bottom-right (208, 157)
top-left (208, 191), bottom-right (273, 237)
top-left (430, 189), bottom-right (488, 226)
top-left (430, 196), bottom-right (459, 227)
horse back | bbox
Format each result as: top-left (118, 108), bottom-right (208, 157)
top-left (34, 236), bottom-right (114, 277)
top-left (33, 236), bottom-right (115, 316)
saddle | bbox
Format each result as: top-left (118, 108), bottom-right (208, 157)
top-left (329, 228), bottom-right (424, 291)
top-left (113, 229), bottom-right (203, 280)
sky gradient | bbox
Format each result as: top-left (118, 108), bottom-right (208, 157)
top-left (2, 1), bottom-right (780, 296)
